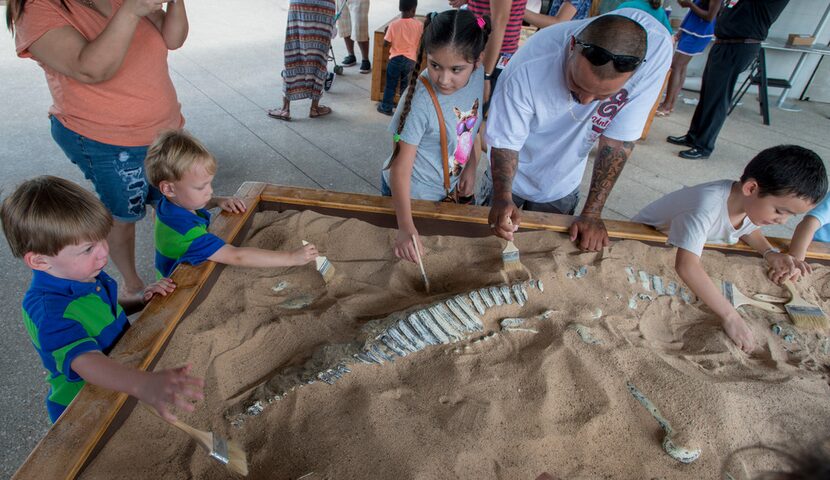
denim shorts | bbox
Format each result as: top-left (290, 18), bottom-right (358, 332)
top-left (380, 172), bottom-right (392, 196)
top-left (50, 116), bottom-right (160, 222)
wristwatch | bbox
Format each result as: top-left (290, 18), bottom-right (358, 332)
top-left (484, 72), bottom-right (493, 81)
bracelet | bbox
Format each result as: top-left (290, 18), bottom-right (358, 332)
top-left (484, 72), bottom-right (493, 80)
top-left (762, 247), bottom-right (781, 261)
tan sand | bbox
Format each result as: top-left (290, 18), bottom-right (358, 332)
top-left (81, 209), bottom-right (830, 479)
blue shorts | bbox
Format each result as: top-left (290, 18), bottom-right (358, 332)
top-left (676, 31), bottom-right (712, 56)
top-left (50, 116), bottom-right (160, 222)
top-left (380, 172), bottom-right (392, 196)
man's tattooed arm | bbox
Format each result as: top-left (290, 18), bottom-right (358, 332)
top-left (581, 136), bottom-right (635, 217)
top-left (488, 147), bottom-right (522, 240)
top-left (491, 147), bottom-right (519, 201)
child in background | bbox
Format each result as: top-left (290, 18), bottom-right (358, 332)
top-left (0, 176), bottom-right (203, 423)
top-left (615, 0), bottom-right (673, 34)
top-left (787, 193), bottom-right (830, 266)
top-left (145, 130), bottom-right (318, 278)
top-left (378, 0), bottom-right (424, 116)
top-left (633, 145), bottom-right (827, 353)
top-left (656, 0), bottom-right (721, 116)
top-left (524, 0), bottom-right (594, 30)
top-left (380, 9), bottom-right (490, 263)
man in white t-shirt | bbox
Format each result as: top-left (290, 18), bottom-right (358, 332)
top-left (633, 145), bottom-right (826, 353)
top-left (483, 10), bottom-right (672, 251)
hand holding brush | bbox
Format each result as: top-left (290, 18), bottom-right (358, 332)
top-left (411, 234), bottom-right (430, 293)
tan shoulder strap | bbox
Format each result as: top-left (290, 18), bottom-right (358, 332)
top-left (418, 76), bottom-right (451, 193)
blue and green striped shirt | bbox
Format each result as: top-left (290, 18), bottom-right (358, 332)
top-left (154, 197), bottom-right (225, 278)
top-left (22, 270), bottom-right (129, 422)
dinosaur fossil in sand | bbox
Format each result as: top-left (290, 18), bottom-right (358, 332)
top-left (227, 280), bottom-right (544, 426)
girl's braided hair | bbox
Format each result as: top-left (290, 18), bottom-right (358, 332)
top-left (389, 9), bottom-right (491, 164)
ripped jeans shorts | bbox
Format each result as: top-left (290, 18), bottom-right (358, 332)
top-left (50, 116), bottom-right (160, 222)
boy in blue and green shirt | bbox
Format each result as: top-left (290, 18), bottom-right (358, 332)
top-left (145, 130), bottom-right (319, 276)
top-left (1, 176), bottom-right (204, 423)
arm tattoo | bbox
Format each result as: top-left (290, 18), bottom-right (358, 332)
top-left (491, 147), bottom-right (519, 200)
top-left (582, 138), bottom-right (635, 217)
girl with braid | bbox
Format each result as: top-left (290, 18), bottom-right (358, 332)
top-left (379, 9), bottom-right (490, 263)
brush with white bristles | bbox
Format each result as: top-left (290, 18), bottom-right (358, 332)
top-left (501, 217), bottom-right (523, 272)
top-left (302, 240), bottom-right (335, 283)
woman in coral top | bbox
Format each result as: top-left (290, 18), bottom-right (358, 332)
top-left (7, 0), bottom-right (188, 300)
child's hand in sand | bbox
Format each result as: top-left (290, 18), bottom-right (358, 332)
top-left (142, 277), bottom-right (176, 303)
top-left (721, 313), bottom-right (755, 353)
top-left (766, 252), bottom-right (811, 284)
top-left (138, 364), bottom-right (205, 422)
top-left (394, 228), bottom-right (423, 263)
top-left (215, 196), bottom-right (247, 214)
top-left (291, 243), bottom-right (318, 266)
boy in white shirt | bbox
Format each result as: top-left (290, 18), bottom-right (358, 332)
top-left (633, 145), bottom-right (827, 353)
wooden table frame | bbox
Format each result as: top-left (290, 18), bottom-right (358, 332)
top-left (13, 183), bottom-right (830, 479)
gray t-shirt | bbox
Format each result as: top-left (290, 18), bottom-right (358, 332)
top-left (382, 68), bottom-right (484, 201)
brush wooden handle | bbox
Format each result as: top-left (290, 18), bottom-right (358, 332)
top-left (751, 293), bottom-right (789, 304)
top-left (782, 280), bottom-right (804, 303)
top-left (141, 403), bottom-right (207, 444)
top-left (411, 234), bottom-right (429, 289)
top-left (742, 299), bottom-right (786, 314)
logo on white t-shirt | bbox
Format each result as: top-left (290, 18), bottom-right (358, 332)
top-left (577, 88), bottom-right (630, 159)
top-left (591, 89), bottom-right (630, 134)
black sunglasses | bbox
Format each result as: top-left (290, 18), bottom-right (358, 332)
top-left (574, 38), bottom-right (644, 73)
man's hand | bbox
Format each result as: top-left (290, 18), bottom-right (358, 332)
top-left (569, 215), bottom-right (609, 251)
top-left (577, 136), bottom-right (633, 251)
top-left (448, 0), bottom-right (467, 8)
top-left (488, 197), bottom-right (520, 241)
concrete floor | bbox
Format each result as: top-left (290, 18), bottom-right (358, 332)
top-left (1, 0), bottom-right (829, 476)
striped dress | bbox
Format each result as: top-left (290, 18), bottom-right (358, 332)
top-left (282, 0), bottom-right (336, 101)
top-left (466, 0), bottom-right (529, 56)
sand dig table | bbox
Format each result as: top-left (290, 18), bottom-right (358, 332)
top-left (12, 183), bottom-right (830, 479)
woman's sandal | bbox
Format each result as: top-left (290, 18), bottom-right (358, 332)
top-left (655, 109), bottom-right (672, 117)
top-left (309, 105), bottom-right (332, 118)
top-left (267, 108), bottom-right (291, 121)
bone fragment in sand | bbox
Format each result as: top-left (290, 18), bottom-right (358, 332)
top-left (639, 271), bottom-right (651, 291)
top-left (468, 290), bottom-right (486, 314)
top-left (568, 323), bottom-right (602, 345)
top-left (489, 286), bottom-right (504, 306)
top-left (499, 310), bottom-right (555, 334)
top-left (479, 288), bottom-right (495, 308)
top-left (625, 266), bottom-right (636, 284)
top-left (626, 381), bottom-right (701, 464)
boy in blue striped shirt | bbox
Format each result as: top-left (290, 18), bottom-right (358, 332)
top-left (145, 130), bottom-right (318, 278)
top-left (1, 176), bottom-right (204, 422)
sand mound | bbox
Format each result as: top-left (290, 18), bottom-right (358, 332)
top-left (81, 210), bottom-right (830, 479)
